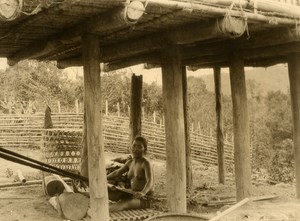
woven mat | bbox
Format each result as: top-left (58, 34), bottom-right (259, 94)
top-left (110, 209), bottom-right (160, 221)
top-left (83, 209), bottom-right (161, 221)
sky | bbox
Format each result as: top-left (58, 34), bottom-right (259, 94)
top-left (64, 64), bottom-right (217, 85)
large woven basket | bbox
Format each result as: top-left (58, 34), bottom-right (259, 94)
top-left (43, 129), bottom-right (82, 172)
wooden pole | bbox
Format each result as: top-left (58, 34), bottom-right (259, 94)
top-left (80, 105), bottom-right (89, 177)
top-left (229, 53), bottom-right (251, 201)
top-left (105, 100), bottom-right (108, 116)
top-left (161, 41), bottom-right (187, 213)
top-left (209, 198), bottom-right (250, 221)
top-left (75, 99), bottom-right (79, 114)
top-left (182, 66), bottom-right (193, 191)
top-left (117, 102), bottom-right (120, 117)
top-left (288, 53), bottom-right (300, 198)
top-left (129, 74), bottom-right (143, 144)
top-left (57, 101), bottom-right (61, 113)
top-left (82, 34), bottom-right (109, 221)
top-left (214, 67), bottom-right (225, 184)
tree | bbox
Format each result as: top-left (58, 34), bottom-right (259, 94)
top-left (0, 60), bottom-right (79, 113)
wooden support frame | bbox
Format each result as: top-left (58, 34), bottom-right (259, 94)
top-left (129, 74), bottom-right (143, 144)
top-left (288, 53), bottom-right (300, 198)
top-left (56, 27), bottom-right (300, 71)
top-left (229, 53), bottom-right (251, 201)
top-left (214, 67), bottom-right (225, 184)
top-left (161, 41), bottom-right (187, 213)
top-left (82, 34), bottom-right (109, 221)
top-left (7, 1), bottom-right (145, 66)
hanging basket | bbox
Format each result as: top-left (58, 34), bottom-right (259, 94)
top-left (218, 2), bottom-right (248, 39)
top-left (220, 15), bottom-right (247, 38)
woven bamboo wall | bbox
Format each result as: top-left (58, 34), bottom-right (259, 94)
top-left (0, 113), bottom-right (234, 167)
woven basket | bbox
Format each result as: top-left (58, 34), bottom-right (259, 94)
top-left (43, 129), bottom-right (82, 172)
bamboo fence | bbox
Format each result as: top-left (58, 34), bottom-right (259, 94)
top-left (0, 113), bottom-right (234, 167)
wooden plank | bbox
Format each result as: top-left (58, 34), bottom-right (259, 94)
top-left (288, 52), bottom-right (300, 198)
top-left (161, 41), bottom-right (187, 213)
top-left (229, 53), bottom-right (252, 201)
top-left (214, 67), bottom-right (225, 184)
top-left (82, 34), bottom-right (109, 221)
top-left (209, 198), bottom-right (250, 221)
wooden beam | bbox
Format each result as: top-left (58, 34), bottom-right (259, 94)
top-left (82, 34), bottom-right (109, 221)
top-left (129, 74), bottom-right (143, 145)
top-left (141, 0), bottom-right (300, 24)
top-left (288, 53), bottom-right (300, 199)
top-left (182, 66), bottom-right (193, 191)
top-left (7, 1), bottom-right (145, 66)
top-left (58, 25), bottom-right (300, 70)
top-left (214, 67), bottom-right (225, 185)
top-left (102, 53), bottom-right (157, 72)
top-left (186, 41), bottom-right (300, 69)
top-left (229, 53), bottom-right (251, 201)
top-left (161, 41), bottom-right (186, 213)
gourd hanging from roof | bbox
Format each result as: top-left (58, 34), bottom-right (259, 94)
top-left (0, 0), bottom-right (23, 21)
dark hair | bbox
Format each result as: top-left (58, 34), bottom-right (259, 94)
top-left (133, 135), bottom-right (148, 152)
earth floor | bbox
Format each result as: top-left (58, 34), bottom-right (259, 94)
top-left (0, 147), bottom-right (299, 221)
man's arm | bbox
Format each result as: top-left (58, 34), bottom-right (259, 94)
top-left (107, 160), bottom-right (130, 180)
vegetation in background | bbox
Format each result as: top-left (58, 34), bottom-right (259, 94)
top-left (0, 60), bottom-right (295, 183)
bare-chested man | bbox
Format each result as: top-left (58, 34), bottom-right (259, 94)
top-left (107, 136), bottom-right (154, 211)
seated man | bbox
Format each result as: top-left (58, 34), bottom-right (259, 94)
top-left (107, 136), bottom-right (154, 211)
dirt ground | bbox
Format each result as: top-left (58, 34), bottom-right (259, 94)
top-left (0, 147), bottom-right (299, 221)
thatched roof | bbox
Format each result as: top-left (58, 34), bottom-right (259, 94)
top-left (0, 0), bottom-right (300, 70)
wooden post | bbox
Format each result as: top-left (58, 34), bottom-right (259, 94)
top-left (229, 53), bottom-right (251, 201)
top-left (82, 34), bottom-right (109, 221)
top-left (197, 122), bottom-right (201, 134)
top-left (161, 41), bottom-right (186, 213)
top-left (153, 111), bottom-right (156, 123)
top-left (117, 102), bottom-right (120, 117)
top-left (75, 99), bottom-right (79, 114)
top-left (57, 101), bottom-right (61, 113)
top-left (214, 67), bottom-right (225, 184)
top-left (288, 52), bottom-right (300, 198)
top-left (105, 100), bottom-right (108, 116)
top-left (129, 74), bottom-right (143, 144)
top-left (182, 66), bottom-right (193, 191)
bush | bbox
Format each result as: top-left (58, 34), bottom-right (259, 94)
top-left (268, 139), bottom-right (295, 183)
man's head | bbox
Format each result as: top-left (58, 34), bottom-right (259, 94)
top-left (133, 136), bottom-right (147, 152)
top-left (131, 136), bottom-right (148, 158)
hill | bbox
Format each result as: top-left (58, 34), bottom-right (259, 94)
top-left (198, 64), bottom-right (290, 95)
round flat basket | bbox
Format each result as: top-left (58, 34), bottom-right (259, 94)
top-left (144, 213), bottom-right (208, 221)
